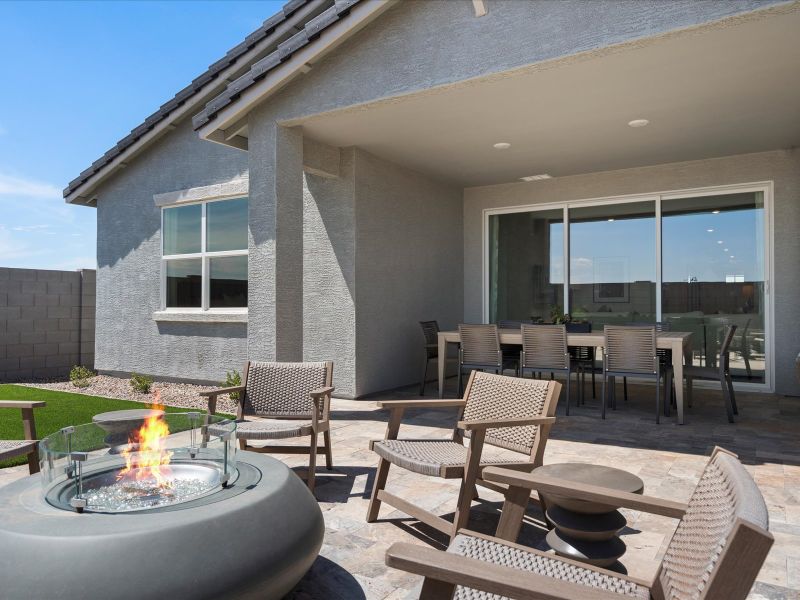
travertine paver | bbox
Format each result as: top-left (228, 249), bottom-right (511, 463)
top-left (2, 379), bottom-right (798, 599)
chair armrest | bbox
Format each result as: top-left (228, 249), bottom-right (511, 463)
top-left (482, 468), bottom-right (687, 519)
top-left (378, 399), bottom-right (466, 410)
top-left (310, 387), bottom-right (335, 425)
top-left (0, 401), bottom-right (46, 409)
top-left (199, 386), bottom-right (245, 398)
top-left (385, 543), bottom-right (625, 600)
top-left (458, 416), bottom-right (555, 431)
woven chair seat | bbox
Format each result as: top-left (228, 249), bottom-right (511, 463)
top-left (0, 440), bottom-right (36, 461)
top-left (234, 419), bottom-right (314, 440)
top-left (372, 439), bottom-right (524, 478)
top-left (449, 534), bottom-right (650, 600)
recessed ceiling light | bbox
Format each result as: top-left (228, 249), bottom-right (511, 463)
top-left (706, 228), bottom-right (714, 233)
top-left (723, 248), bottom-right (729, 252)
top-left (717, 240), bottom-right (724, 244)
top-left (730, 255), bottom-right (735, 259)
top-left (712, 210), bottom-right (720, 214)
top-left (607, 218), bottom-right (615, 222)
top-left (493, 142), bottom-right (511, 150)
top-left (520, 174), bottom-right (552, 182)
top-left (628, 119), bottom-right (649, 128)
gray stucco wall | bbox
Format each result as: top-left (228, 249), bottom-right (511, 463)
top-left (463, 149), bottom-right (800, 396)
top-left (354, 148), bottom-right (463, 396)
top-left (93, 119), bottom-right (248, 383)
top-left (261, 0), bottom-right (785, 124)
top-left (302, 148), bottom-right (358, 396)
top-left (0, 268), bottom-right (95, 381)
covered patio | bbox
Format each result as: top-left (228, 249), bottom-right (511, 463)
top-left (183, 382), bottom-right (800, 598)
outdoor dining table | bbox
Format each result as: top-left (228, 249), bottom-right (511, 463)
top-left (437, 329), bottom-right (693, 424)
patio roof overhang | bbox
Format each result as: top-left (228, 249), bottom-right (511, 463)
top-left (217, 3), bottom-right (800, 188)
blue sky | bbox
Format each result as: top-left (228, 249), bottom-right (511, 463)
top-left (0, 0), bottom-right (283, 271)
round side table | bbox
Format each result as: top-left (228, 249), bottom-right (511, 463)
top-left (92, 409), bottom-right (165, 453)
top-left (535, 463), bottom-right (643, 571)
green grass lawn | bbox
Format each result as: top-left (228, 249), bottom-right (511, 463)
top-left (0, 384), bottom-right (210, 468)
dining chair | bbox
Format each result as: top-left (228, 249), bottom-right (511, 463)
top-left (419, 321), bottom-right (441, 396)
top-left (623, 321), bottom-right (672, 403)
top-left (565, 321), bottom-right (595, 403)
top-left (685, 324), bottom-right (738, 422)
top-left (520, 324), bottom-right (573, 414)
top-left (602, 326), bottom-right (670, 423)
top-left (457, 324), bottom-right (518, 396)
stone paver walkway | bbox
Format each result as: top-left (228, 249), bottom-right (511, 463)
top-left (2, 378), bottom-right (797, 599)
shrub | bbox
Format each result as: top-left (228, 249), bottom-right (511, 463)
top-left (224, 370), bottom-right (242, 401)
top-left (130, 373), bottom-right (153, 394)
top-left (69, 365), bottom-right (95, 388)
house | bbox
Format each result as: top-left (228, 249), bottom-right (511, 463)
top-left (64, 0), bottom-right (800, 399)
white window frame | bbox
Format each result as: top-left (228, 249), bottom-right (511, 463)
top-left (482, 181), bottom-right (775, 393)
top-left (160, 196), bottom-right (248, 313)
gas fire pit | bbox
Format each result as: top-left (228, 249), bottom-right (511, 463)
top-left (0, 408), bottom-right (324, 599)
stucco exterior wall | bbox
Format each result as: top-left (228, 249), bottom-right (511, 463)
top-left (302, 148), bottom-right (358, 396)
top-left (354, 149), bottom-right (463, 396)
top-left (463, 149), bottom-right (800, 396)
top-left (94, 119), bottom-right (248, 383)
top-left (262, 0), bottom-right (784, 124)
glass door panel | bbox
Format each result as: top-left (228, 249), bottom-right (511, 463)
top-left (488, 209), bottom-right (564, 324)
top-left (568, 201), bottom-right (656, 330)
top-left (662, 192), bottom-right (766, 383)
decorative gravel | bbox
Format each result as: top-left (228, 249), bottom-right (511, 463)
top-left (19, 375), bottom-right (239, 415)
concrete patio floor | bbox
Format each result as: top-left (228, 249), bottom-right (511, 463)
top-left (1, 377), bottom-right (797, 599)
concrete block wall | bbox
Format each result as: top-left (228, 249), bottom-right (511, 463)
top-left (0, 268), bottom-right (95, 381)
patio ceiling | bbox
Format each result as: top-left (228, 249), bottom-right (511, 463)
top-left (291, 6), bottom-right (800, 187)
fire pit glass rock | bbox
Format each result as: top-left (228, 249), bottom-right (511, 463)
top-left (39, 412), bottom-right (236, 513)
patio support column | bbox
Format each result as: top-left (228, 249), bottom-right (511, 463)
top-left (248, 121), bottom-right (304, 362)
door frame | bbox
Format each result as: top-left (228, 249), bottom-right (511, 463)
top-left (482, 180), bottom-right (775, 393)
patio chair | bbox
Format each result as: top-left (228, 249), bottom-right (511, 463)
top-left (602, 326), bottom-right (671, 423)
top-left (623, 321), bottom-right (672, 403)
top-left (419, 321), bottom-right (458, 396)
top-left (519, 324), bottom-right (574, 414)
top-left (201, 361), bottom-right (334, 493)
top-left (685, 324), bottom-right (738, 423)
top-left (386, 447), bottom-right (773, 600)
top-left (566, 321), bottom-right (595, 403)
top-left (0, 400), bottom-right (46, 474)
top-left (366, 371), bottom-right (561, 540)
top-left (458, 324), bottom-right (518, 396)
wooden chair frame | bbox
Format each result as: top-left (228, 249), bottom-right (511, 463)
top-left (386, 447), bottom-right (774, 600)
top-left (201, 361), bottom-right (334, 493)
top-left (0, 400), bottom-right (46, 474)
top-left (366, 372), bottom-right (561, 539)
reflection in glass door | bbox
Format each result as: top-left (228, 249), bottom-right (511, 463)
top-left (488, 209), bottom-right (564, 323)
top-left (661, 192), bottom-right (766, 383)
top-left (568, 201), bottom-right (656, 329)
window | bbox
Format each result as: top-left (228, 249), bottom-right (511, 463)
top-left (162, 197), bottom-right (248, 310)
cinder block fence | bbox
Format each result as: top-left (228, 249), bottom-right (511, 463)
top-left (0, 268), bottom-right (95, 381)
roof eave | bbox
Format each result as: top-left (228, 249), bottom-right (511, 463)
top-left (195, 0), bottom-right (397, 149)
top-left (63, 0), bottom-right (328, 205)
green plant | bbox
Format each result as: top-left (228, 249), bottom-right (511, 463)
top-left (129, 373), bottom-right (153, 394)
top-left (550, 305), bottom-right (572, 325)
top-left (69, 365), bottom-right (95, 388)
top-left (223, 370), bottom-right (242, 401)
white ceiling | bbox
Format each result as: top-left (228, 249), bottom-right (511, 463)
top-left (294, 7), bottom-right (800, 187)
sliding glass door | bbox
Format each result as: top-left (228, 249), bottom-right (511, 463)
top-left (568, 201), bottom-right (656, 328)
top-left (488, 209), bottom-right (563, 324)
top-left (662, 192), bottom-right (766, 383)
top-left (485, 185), bottom-right (771, 388)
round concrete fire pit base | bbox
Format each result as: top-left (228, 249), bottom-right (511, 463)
top-left (0, 452), bottom-right (323, 600)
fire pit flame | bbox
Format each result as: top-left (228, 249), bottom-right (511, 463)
top-left (117, 391), bottom-right (173, 487)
